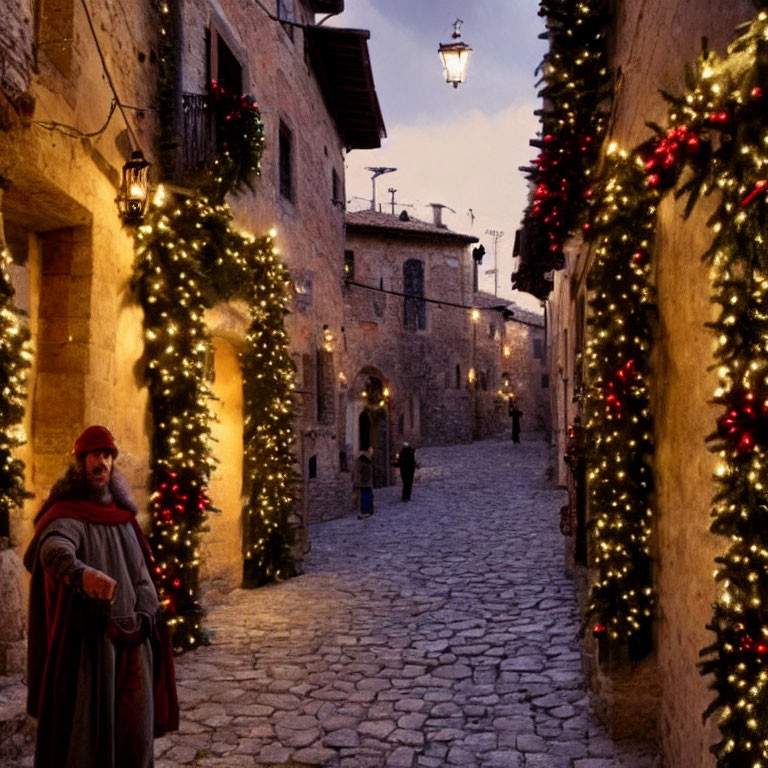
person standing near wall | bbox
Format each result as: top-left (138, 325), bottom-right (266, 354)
top-left (355, 447), bottom-right (375, 519)
top-left (510, 401), bottom-right (523, 444)
top-left (23, 425), bottom-right (178, 768)
top-left (393, 442), bottom-right (418, 501)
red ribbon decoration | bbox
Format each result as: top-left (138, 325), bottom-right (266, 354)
top-left (741, 180), bottom-right (768, 208)
top-left (717, 390), bottom-right (768, 454)
top-left (603, 359), bottom-right (637, 421)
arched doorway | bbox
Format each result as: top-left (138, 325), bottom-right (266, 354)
top-left (204, 334), bottom-right (244, 591)
top-left (359, 410), bottom-right (371, 451)
top-left (347, 369), bottom-right (391, 487)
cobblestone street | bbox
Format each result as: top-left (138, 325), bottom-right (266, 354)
top-left (1, 435), bottom-right (659, 767)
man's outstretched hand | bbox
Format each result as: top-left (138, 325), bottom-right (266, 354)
top-left (82, 567), bottom-right (117, 602)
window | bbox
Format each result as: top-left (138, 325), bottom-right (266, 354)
top-left (403, 259), bottom-right (426, 330)
top-left (455, 364), bottom-right (461, 389)
top-left (302, 352), bottom-right (316, 420)
top-left (332, 169), bottom-right (342, 206)
top-left (277, 0), bottom-right (296, 39)
top-left (279, 120), bottom-right (294, 200)
top-left (542, 373), bottom-right (550, 389)
top-left (316, 348), bottom-right (335, 425)
top-left (210, 30), bottom-right (243, 94)
top-left (343, 250), bottom-right (355, 281)
top-left (339, 451), bottom-right (348, 472)
top-left (488, 322), bottom-right (495, 339)
top-left (207, 25), bottom-right (244, 158)
top-left (533, 337), bottom-right (544, 359)
top-left (308, 455), bottom-right (317, 478)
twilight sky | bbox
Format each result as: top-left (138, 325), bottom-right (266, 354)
top-left (328, 1), bottom-right (547, 311)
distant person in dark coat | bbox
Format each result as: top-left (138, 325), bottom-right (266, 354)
top-left (510, 401), bottom-right (523, 444)
top-left (394, 442), bottom-right (418, 501)
top-left (355, 447), bottom-right (374, 518)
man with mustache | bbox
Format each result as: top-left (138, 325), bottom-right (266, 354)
top-left (24, 425), bottom-right (178, 768)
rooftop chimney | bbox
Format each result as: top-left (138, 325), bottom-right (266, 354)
top-left (429, 203), bottom-right (454, 229)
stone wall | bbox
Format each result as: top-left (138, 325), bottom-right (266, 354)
top-left (0, 0), bottom-right (33, 97)
top-left (503, 317), bottom-right (547, 435)
top-left (342, 220), bottom-right (483, 463)
top-left (0, 0), bottom-right (377, 657)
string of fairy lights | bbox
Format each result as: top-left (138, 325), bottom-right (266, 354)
top-left (528, 0), bottom-right (768, 762)
top-left (0, 225), bottom-right (33, 533)
top-left (133, 0), bottom-right (297, 649)
top-left (663, 9), bottom-right (768, 764)
top-left (513, 0), bottom-right (612, 300)
top-left (582, 146), bottom-right (659, 659)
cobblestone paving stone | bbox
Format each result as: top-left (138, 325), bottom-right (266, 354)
top-left (1, 434), bottom-right (660, 767)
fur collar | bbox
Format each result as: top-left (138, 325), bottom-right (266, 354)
top-left (34, 465), bottom-right (139, 524)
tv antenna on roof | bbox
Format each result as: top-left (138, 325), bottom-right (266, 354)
top-left (365, 167), bottom-right (397, 211)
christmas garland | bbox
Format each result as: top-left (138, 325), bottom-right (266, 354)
top-left (653, 10), bottom-right (768, 764)
top-left (582, 147), bottom-right (659, 659)
top-left (513, 0), bottom-right (612, 299)
top-left (134, 1), bottom-right (297, 650)
top-left (0, 229), bottom-right (32, 535)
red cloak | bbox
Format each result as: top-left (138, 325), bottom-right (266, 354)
top-left (24, 500), bottom-right (179, 748)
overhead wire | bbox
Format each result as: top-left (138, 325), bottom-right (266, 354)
top-left (77, 0), bottom-right (140, 150)
top-left (31, 99), bottom-right (118, 139)
top-left (344, 280), bottom-right (542, 327)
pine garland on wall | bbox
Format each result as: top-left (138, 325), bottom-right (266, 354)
top-left (513, 0), bottom-right (612, 299)
top-left (653, 9), bottom-right (768, 764)
top-left (0, 197), bottom-right (33, 536)
top-left (134, 0), bottom-right (297, 650)
top-left (241, 236), bottom-right (298, 587)
top-left (582, 147), bottom-right (659, 659)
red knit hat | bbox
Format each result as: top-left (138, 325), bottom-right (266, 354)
top-left (73, 425), bottom-right (119, 459)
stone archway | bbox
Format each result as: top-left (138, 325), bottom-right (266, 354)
top-left (347, 367), bottom-right (391, 488)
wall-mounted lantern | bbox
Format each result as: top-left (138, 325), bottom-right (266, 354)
top-left (322, 324), bottom-right (335, 352)
top-left (117, 150), bottom-right (151, 223)
top-left (439, 19), bottom-right (472, 88)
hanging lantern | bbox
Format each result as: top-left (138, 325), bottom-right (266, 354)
top-left (439, 19), bottom-right (472, 88)
top-left (117, 150), bottom-right (151, 222)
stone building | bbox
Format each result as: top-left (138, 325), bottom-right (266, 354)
top-left (337, 208), bottom-right (513, 511)
top-left (516, 1), bottom-right (766, 765)
top-left (0, 0), bottom-right (383, 672)
top-left (502, 306), bottom-right (548, 436)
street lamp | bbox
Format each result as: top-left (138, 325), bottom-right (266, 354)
top-left (439, 19), bottom-right (472, 88)
top-left (117, 150), bottom-right (151, 223)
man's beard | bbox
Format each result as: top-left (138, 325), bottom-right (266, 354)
top-left (86, 466), bottom-right (113, 503)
